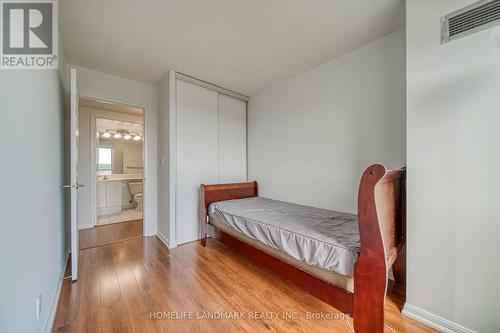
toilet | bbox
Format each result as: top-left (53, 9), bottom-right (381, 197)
top-left (128, 182), bottom-right (143, 212)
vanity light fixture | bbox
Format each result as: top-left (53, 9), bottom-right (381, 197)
top-left (99, 129), bottom-right (142, 141)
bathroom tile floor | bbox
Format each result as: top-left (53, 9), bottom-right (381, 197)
top-left (97, 208), bottom-right (143, 226)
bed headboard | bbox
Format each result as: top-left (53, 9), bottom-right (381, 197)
top-left (200, 181), bottom-right (259, 221)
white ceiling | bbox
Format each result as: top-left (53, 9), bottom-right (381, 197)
top-left (79, 97), bottom-right (144, 116)
top-left (61, 0), bottom-right (403, 95)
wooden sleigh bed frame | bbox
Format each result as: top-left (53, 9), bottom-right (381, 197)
top-left (200, 164), bottom-right (406, 333)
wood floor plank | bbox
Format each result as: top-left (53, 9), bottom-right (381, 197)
top-left (53, 222), bottom-right (438, 333)
top-left (74, 264), bottom-right (101, 333)
top-left (96, 245), bottom-right (134, 333)
top-left (79, 219), bottom-right (143, 250)
top-left (111, 242), bottom-right (159, 333)
top-left (169, 240), bottom-right (350, 333)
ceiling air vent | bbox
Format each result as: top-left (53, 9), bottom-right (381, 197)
top-left (442, 0), bottom-right (500, 43)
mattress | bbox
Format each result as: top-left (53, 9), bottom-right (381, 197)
top-left (209, 216), bottom-right (354, 291)
top-left (209, 197), bottom-right (360, 277)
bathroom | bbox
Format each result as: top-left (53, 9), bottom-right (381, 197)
top-left (96, 117), bottom-right (144, 225)
top-left (76, 97), bottom-right (145, 249)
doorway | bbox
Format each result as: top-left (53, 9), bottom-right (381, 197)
top-left (77, 97), bottom-right (145, 250)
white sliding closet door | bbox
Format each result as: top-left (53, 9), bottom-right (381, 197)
top-left (217, 94), bottom-right (247, 183)
top-left (176, 80), bottom-right (218, 244)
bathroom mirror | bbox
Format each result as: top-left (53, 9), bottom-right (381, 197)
top-left (97, 139), bottom-right (143, 175)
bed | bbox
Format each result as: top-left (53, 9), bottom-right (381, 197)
top-left (200, 164), bottom-right (406, 333)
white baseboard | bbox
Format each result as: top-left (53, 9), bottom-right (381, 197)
top-left (157, 232), bottom-right (177, 249)
top-left (402, 303), bottom-right (476, 333)
top-left (78, 223), bottom-right (94, 230)
top-left (42, 250), bottom-right (70, 333)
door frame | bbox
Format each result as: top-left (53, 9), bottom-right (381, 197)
top-left (79, 95), bottom-right (149, 236)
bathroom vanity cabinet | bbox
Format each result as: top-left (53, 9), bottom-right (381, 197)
top-left (97, 180), bottom-right (122, 215)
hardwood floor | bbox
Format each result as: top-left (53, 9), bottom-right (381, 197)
top-left (54, 236), bottom-right (437, 333)
top-left (79, 219), bottom-right (143, 250)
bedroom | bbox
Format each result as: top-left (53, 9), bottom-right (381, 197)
top-left (0, 1), bottom-right (498, 333)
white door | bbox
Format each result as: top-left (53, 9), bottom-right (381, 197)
top-left (176, 80), bottom-right (218, 245)
top-left (217, 94), bottom-right (247, 183)
top-left (68, 68), bottom-right (84, 280)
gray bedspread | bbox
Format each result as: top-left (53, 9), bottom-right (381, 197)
top-left (209, 197), bottom-right (360, 277)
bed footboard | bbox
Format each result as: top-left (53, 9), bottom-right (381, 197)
top-left (354, 164), bottom-right (406, 333)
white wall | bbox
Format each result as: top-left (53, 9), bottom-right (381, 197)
top-left (157, 71), bottom-right (176, 246)
top-left (406, 1), bottom-right (500, 332)
top-left (248, 30), bottom-right (405, 213)
top-left (122, 141), bottom-right (143, 174)
top-left (0, 56), bottom-right (67, 331)
top-left (72, 66), bottom-right (158, 236)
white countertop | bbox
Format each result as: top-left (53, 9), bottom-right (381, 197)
top-left (97, 174), bottom-right (143, 182)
